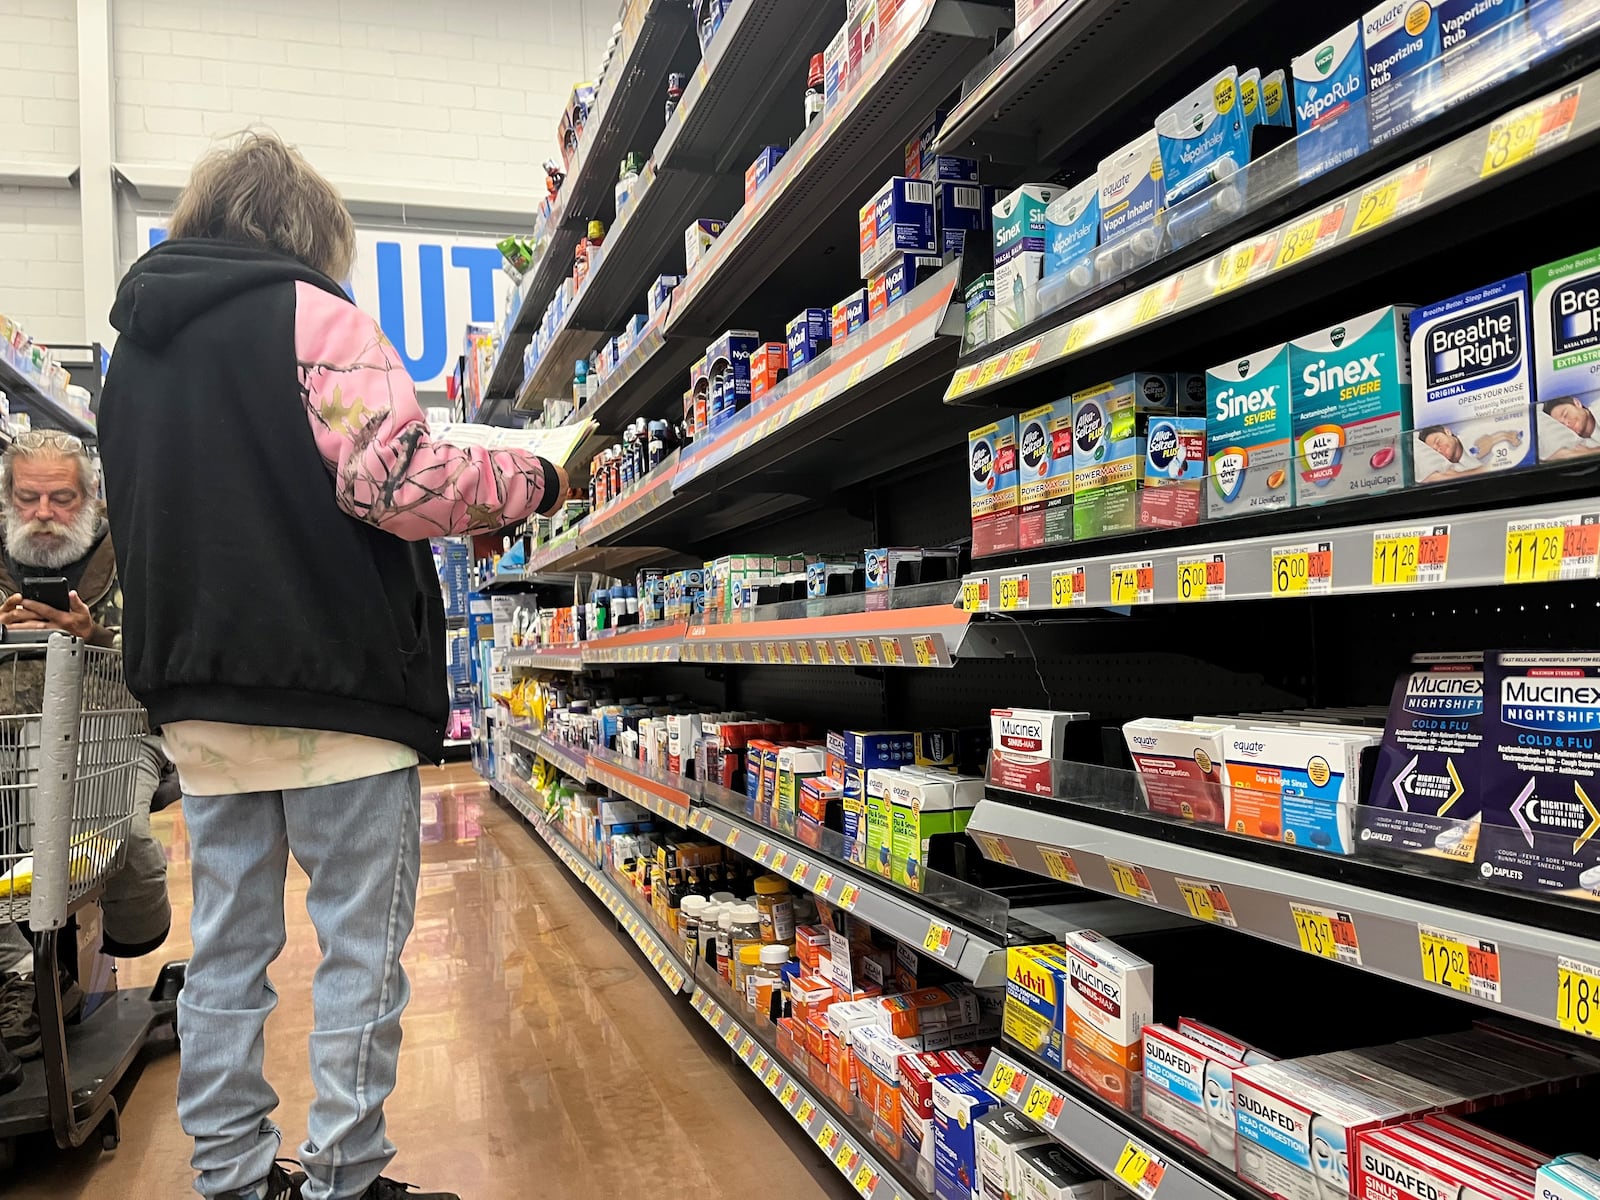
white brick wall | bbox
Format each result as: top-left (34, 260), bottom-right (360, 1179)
top-left (112, 0), bottom-right (621, 193)
top-left (0, 188), bottom-right (85, 342)
top-left (0, 0), bottom-right (80, 164)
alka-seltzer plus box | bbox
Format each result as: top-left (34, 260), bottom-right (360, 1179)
top-left (969, 417), bottom-right (1020, 557)
top-left (1358, 653), bottom-right (1485, 867)
top-left (989, 707), bottom-right (1085, 797)
top-left (994, 184), bottom-right (1057, 337)
top-left (1532, 245), bottom-right (1600, 464)
top-left (1071, 374), bottom-right (1174, 540)
top-left (1208, 342), bottom-right (1295, 519)
top-left (1411, 276), bottom-right (1536, 485)
top-left (1139, 414), bottom-right (1208, 529)
top-left (1478, 652), bottom-right (1600, 904)
top-left (1293, 21), bottom-right (1370, 180)
top-left (1017, 398), bottom-right (1074, 551)
top-left (1290, 307), bottom-right (1413, 504)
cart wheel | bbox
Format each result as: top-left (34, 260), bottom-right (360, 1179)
top-left (98, 1108), bottom-right (121, 1153)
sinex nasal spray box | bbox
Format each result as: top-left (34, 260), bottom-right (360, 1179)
top-left (1139, 416), bottom-right (1208, 529)
top-left (1532, 245), bottom-right (1600, 462)
top-left (1289, 306), bottom-right (1413, 503)
top-left (1478, 651), bottom-right (1600, 904)
top-left (1292, 22), bottom-right (1371, 179)
top-left (1207, 342), bottom-right (1295, 518)
top-left (1223, 725), bottom-right (1377, 853)
top-left (1122, 718), bottom-right (1230, 825)
top-left (969, 417), bottom-right (1021, 556)
top-left (860, 176), bottom-right (937, 278)
top-left (993, 184), bottom-right (1057, 336)
top-left (1071, 374), bottom-right (1174, 540)
top-left (1410, 276), bottom-right (1535, 483)
top-left (990, 707), bottom-right (1084, 797)
top-left (1059, 929), bottom-right (1152, 1070)
top-left (1359, 653), bottom-right (1484, 866)
top-left (1017, 399), bottom-right (1074, 550)
top-left (1364, 0), bottom-right (1442, 144)
top-left (1005, 945), bottom-right (1071, 1070)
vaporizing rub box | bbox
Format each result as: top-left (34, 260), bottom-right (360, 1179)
top-left (1477, 651), bottom-right (1600, 903)
top-left (1359, 653), bottom-right (1485, 866)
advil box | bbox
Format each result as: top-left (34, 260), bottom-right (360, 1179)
top-left (989, 707), bottom-right (1086, 796)
top-left (1005, 945), bottom-right (1070, 1070)
top-left (1477, 651), bottom-right (1600, 904)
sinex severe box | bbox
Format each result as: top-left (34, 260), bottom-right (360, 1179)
top-left (969, 417), bottom-right (1020, 556)
top-left (1358, 653), bottom-right (1484, 868)
top-left (1017, 399), bottom-right (1074, 550)
top-left (989, 707), bottom-right (1085, 797)
top-left (1208, 342), bottom-right (1294, 518)
top-left (1531, 245), bottom-right (1600, 463)
top-left (1478, 651), bottom-right (1600, 903)
top-left (1289, 306), bottom-right (1413, 504)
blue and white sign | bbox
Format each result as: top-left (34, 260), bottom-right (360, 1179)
top-left (135, 217), bottom-right (503, 392)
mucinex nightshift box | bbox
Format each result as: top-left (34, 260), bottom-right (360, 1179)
top-left (1477, 651), bottom-right (1600, 903)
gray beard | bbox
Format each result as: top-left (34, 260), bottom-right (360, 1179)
top-left (5, 505), bottom-right (100, 572)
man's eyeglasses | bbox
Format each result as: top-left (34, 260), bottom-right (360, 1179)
top-left (10, 430), bottom-right (86, 455)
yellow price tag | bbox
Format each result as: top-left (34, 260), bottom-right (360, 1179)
top-left (1504, 516), bottom-right (1599, 583)
top-left (1021, 1082), bottom-right (1055, 1122)
top-left (764, 1064), bottom-right (782, 1089)
top-left (923, 921), bottom-right (953, 956)
top-left (815, 870), bottom-right (833, 895)
top-left (1290, 903), bottom-right (1362, 965)
top-left (853, 1164), bottom-right (877, 1195)
top-left (1558, 957), bottom-right (1600, 1039)
top-left (961, 579), bottom-right (984, 612)
top-left (990, 1061), bottom-right (1019, 1098)
top-left (847, 361), bottom-right (868, 388)
top-left (1109, 560), bottom-right (1153, 606)
top-left (817, 1123), bottom-right (839, 1153)
top-left (780, 642), bottom-right (796, 664)
top-left (797, 641), bottom-right (814, 665)
top-left (834, 1142), bottom-right (857, 1171)
top-left (1061, 318), bottom-right (1092, 356)
top-left (1212, 240), bottom-right (1262, 295)
top-left (1175, 878), bottom-right (1237, 927)
top-left (883, 335), bottom-right (908, 367)
top-left (756, 841), bottom-right (771, 861)
top-left (1351, 158), bottom-right (1432, 237)
top-left (838, 883), bottom-right (860, 909)
top-left (771, 850), bottom-right (789, 872)
top-left (856, 637), bottom-right (878, 664)
top-left (779, 1081), bottom-right (799, 1107)
top-left (816, 640), bottom-right (834, 665)
top-left (1038, 845), bottom-right (1080, 885)
top-left (1133, 278), bottom-right (1180, 325)
top-left (1482, 85), bottom-right (1581, 177)
top-left (1373, 525), bottom-right (1450, 587)
top-left (796, 1098), bottom-right (816, 1125)
top-left (1050, 567), bottom-right (1085, 608)
top-left (975, 356), bottom-right (1006, 388)
top-left (1271, 542), bottom-right (1333, 596)
top-left (1003, 339), bottom-right (1041, 377)
top-left (945, 366), bottom-right (977, 400)
top-left (1418, 925), bottom-right (1502, 1003)
top-left (998, 573), bottom-right (1027, 610)
top-left (1176, 553), bottom-right (1226, 602)
top-left (1107, 860), bottom-right (1156, 903)
top-left (1115, 1139), bottom-right (1168, 1199)
top-left (879, 636), bottom-right (904, 666)
top-left (912, 635), bottom-right (935, 667)
top-left (1274, 201), bottom-right (1346, 269)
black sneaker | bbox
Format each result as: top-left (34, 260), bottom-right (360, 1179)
top-left (216, 1161), bottom-right (305, 1200)
top-left (0, 974), bottom-right (38, 1060)
top-left (0, 1039), bottom-right (20, 1095)
top-left (360, 1178), bottom-right (461, 1200)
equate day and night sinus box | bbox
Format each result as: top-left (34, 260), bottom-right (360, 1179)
top-left (1289, 306), bottom-right (1413, 503)
top-left (1532, 245), bottom-right (1600, 462)
top-left (1017, 399), bottom-right (1074, 550)
top-left (1208, 342), bottom-right (1294, 518)
top-left (1224, 724), bottom-right (1377, 854)
top-left (1410, 276), bottom-right (1536, 484)
top-left (969, 418), bottom-right (1020, 556)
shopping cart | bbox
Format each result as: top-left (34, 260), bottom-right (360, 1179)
top-left (0, 633), bottom-right (182, 1163)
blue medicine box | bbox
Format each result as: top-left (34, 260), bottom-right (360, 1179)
top-left (786, 308), bottom-right (831, 372)
top-left (860, 176), bottom-right (936, 277)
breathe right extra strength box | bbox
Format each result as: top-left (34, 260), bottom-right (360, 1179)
top-left (1532, 245), bottom-right (1600, 462)
top-left (1477, 651), bottom-right (1600, 903)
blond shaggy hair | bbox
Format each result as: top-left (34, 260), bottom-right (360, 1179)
top-left (168, 130), bottom-right (356, 281)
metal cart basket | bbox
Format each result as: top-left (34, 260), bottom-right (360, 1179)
top-left (0, 633), bottom-right (181, 1159)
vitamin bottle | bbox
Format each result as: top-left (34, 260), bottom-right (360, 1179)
top-left (754, 875), bottom-right (795, 945)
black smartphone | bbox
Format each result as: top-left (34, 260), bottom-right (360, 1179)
top-left (21, 576), bottom-right (71, 612)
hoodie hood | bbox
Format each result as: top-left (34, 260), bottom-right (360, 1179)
top-left (110, 238), bottom-right (346, 350)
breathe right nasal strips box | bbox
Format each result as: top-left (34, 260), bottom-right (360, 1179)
top-left (1410, 276), bottom-right (1536, 484)
top-left (1532, 245), bottom-right (1600, 463)
top-left (1207, 342), bottom-right (1295, 518)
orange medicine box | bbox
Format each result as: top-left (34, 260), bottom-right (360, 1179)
top-left (749, 341), bottom-right (788, 403)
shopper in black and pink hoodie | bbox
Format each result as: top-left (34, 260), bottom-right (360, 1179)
top-left (99, 131), bottom-right (564, 1200)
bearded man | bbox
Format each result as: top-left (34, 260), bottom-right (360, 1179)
top-left (0, 430), bottom-right (171, 1092)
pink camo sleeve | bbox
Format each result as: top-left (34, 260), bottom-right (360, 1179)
top-left (294, 281), bottom-right (557, 540)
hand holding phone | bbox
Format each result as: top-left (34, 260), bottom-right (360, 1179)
top-left (21, 576), bottom-right (71, 612)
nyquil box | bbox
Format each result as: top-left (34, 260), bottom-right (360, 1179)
top-left (1410, 276), bottom-right (1536, 485)
top-left (1532, 245), bottom-right (1600, 462)
top-left (1289, 306), bottom-right (1413, 504)
top-left (1293, 21), bottom-right (1371, 180)
top-left (1207, 342), bottom-right (1295, 518)
top-left (1359, 653), bottom-right (1484, 869)
top-left (1477, 651), bottom-right (1600, 904)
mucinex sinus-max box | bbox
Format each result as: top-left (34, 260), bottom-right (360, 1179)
top-left (1359, 653), bottom-right (1484, 867)
top-left (1477, 651), bottom-right (1600, 903)
top-left (1410, 276), bottom-right (1536, 484)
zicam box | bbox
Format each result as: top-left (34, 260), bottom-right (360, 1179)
top-left (1139, 415), bottom-right (1208, 528)
top-left (1364, 0), bottom-right (1442, 144)
top-left (1410, 275), bottom-right (1535, 484)
top-left (1006, 945), bottom-right (1070, 1069)
top-left (1477, 651), bottom-right (1600, 903)
top-left (1292, 21), bottom-right (1370, 179)
top-left (1532, 245), bottom-right (1600, 462)
top-left (1060, 929), bottom-right (1153, 1070)
top-left (1071, 374), bottom-right (1174, 540)
top-left (861, 176), bottom-right (937, 278)
top-left (1358, 653), bottom-right (1484, 868)
top-left (990, 707), bottom-right (1085, 796)
top-left (994, 184), bottom-right (1057, 336)
top-left (1208, 341), bottom-right (1295, 518)
top-left (1289, 306), bottom-right (1413, 504)
top-left (969, 417), bottom-right (1020, 556)
top-left (1017, 398), bottom-right (1074, 550)
top-left (1224, 724), bottom-right (1377, 853)
top-left (1122, 718), bottom-right (1230, 824)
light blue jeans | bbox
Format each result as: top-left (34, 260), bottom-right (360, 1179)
top-left (177, 768), bottom-right (421, 1200)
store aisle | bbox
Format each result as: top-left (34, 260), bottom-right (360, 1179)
top-left (12, 766), bottom-right (851, 1200)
